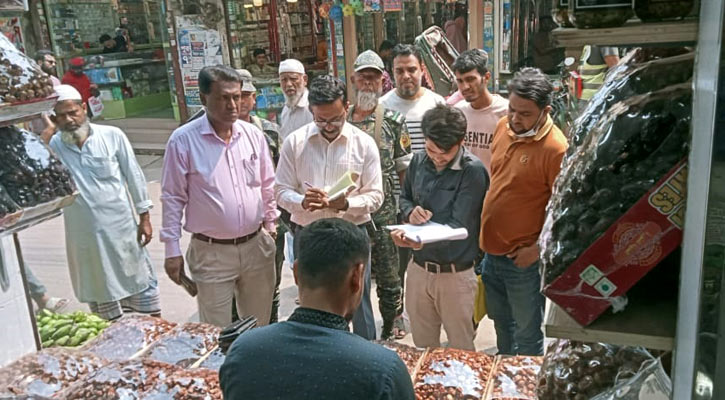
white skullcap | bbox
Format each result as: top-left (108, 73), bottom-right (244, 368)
top-left (55, 84), bottom-right (82, 102)
top-left (278, 59), bottom-right (305, 75)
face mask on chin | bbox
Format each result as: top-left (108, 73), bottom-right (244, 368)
top-left (512, 110), bottom-right (545, 138)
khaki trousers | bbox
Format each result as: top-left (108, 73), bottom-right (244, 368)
top-left (187, 230), bottom-right (276, 328)
top-left (405, 260), bottom-right (478, 351)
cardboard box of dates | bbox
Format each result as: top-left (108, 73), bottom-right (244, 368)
top-left (540, 81), bottom-right (692, 326)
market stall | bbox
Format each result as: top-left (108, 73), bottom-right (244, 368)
top-left (0, 33), bottom-right (78, 365)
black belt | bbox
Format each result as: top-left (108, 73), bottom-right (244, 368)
top-left (291, 221), bottom-right (370, 235)
top-left (192, 226), bottom-right (261, 245)
top-left (414, 259), bottom-right (474, 274)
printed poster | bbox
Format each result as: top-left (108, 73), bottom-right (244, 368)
top-left (175, 16), bottom-right (224, 114)
top-left (0, 17), bottom-right (24, 53)
top-left (383, 0), bottom-right (401, 12)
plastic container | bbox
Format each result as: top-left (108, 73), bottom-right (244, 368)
top-left (413, 348), bottom-right (495, 399)
top-left (141, 322), bottom-right (220, 368)
top-left (569, 1), bottom-right (634, 29)
top-left (552, 0), bottom-right (575, 27)
top-left (83, 315), bottom-right (176, 361)
top-left (634, 0), bottom-right (694, 22)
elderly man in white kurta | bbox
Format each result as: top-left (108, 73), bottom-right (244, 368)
top-left (49, 85), bottom-right (160, 321)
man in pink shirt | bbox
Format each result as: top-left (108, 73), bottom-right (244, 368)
top-left (161, 66), bottom-right (278, 327)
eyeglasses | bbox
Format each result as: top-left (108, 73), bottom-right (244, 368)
top-left (314, 113), bottom-right (346, 129)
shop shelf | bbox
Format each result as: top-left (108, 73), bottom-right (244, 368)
top-left (553, 20), bottom-right (698, 49)
top-left (545, 295), bottom-right (677, 351)
top-left (0, 193), bottom-right (78, 236)
top-left (0, 96), bottom-right (58, 127)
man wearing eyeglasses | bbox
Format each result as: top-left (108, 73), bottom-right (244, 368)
top-left (275, 75), bottom-right (384, 340)
top-left (161, 65), bottom-right (278, 328)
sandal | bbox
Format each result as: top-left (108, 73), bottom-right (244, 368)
top-left (44, 297), bottom-right (70, 313)
top-left (392, 315), bottom-right (407, 339)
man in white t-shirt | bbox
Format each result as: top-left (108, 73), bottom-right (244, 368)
top-left (381, 44), bottom-right (445, 155)
top-left (452, 49), bottom-right (508, 172)
top-left (380, 44), bottom-right (444, 338)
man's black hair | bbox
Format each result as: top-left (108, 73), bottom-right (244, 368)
top-left (452, 49), bottom-right (488, 76)
top-left (308, 75), bottom-right (347, 106)
top-left (99, 34), bottom-right (112, 44)
top-left (296, 218), bottom-right (370, 290)
top-left (391, 44), bottom-right (423, 65)
top-left (421, 104), bottom-right (467, 151)
top-left (34, 49), bottom-right (53, 63)
top-left (253, 48), bottom-right (266, 57)
top-left (379, 40), bottom-right (395, 52)
top-left (198, 65), bottom-right (242, 95)
top-left (507, 67), bottom-right (553, 109)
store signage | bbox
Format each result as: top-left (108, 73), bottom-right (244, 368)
top-left (575, 0), bottom-right (633, 8)
top-left (543, 160), bottom-right (687, 326)
top-left (383, 0), bottom-right (402, 12)
top-left (175, 16), bottom-right (224, 114)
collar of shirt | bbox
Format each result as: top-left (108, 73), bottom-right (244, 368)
top-left (506, 114), bottom-right (555, 143)
top-left (288, 307), bottom-right (350, 331)
top-left (61, 124), bottom-right (97, 153)
top-left (347, 105), bottom-right (376, 124)
top-left (200, 115), bottom-right (242, 143)
top-left (422, 145), bottom-right (465, 172)
top-left (292, 89), bottom-right (309, 109)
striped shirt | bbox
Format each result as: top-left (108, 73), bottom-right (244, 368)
top-left (380, 88), bottom-right (446, 194)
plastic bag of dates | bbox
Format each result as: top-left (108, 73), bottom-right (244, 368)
top-left (141, 322), bottom-right (220, 368)
top-left (374, 341), bottom-right (426, 376)
top-left (84, 315), bottom-right (177, 361)
top-left (541, 83), bottom-right (692, 286)
top-left (567, 49), bottom-right (694, 162)
top-left (0, 349), bottom-right (107, 398)
top-left (0, 34), bottom-right (56, 105)
top-left (58, 359), bottom-right (177, 400)
top-left (142, 367), bottom-right (221, 400)
top-left (485, 356), bottom-right (542, 399)
top-left (197, 348), bottom-right (225, 371)
top-left (591, 358), bottom-right (671, 400)
top-left (537, 340), bottom-right (655, 400)
top-left (0, 126), bottom-right (76, 208)
top-left (413, 348), bottom-right (495, 399)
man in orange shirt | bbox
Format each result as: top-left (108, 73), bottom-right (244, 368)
top-left (479, 68), bottom-right (567, 356)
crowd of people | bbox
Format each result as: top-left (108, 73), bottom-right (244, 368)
top-left (39, 39), bottom-right (568, 398)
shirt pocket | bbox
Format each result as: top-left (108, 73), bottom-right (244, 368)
top-left (243, 157), bottom-right (262, 187)
top-left (84, 156), bottom-right (118, 180)
top-left (429, 188), bottom-right (457, 215)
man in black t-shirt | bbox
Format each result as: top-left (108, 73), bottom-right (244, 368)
top-left (99, 33), bottom-right (128, 54)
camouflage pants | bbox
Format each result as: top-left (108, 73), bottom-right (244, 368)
top-left (370, 195), bottom-right (402, 326)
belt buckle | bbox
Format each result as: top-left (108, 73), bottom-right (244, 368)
top-left (425, 261), bottom-right (441, 273)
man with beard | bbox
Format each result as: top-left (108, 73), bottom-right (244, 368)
top-left (162, 66), bottom-right (278, 328)
top-left (220, 218), bottom-right (414, 399)
top-left (452, 49), bottom-right (508, 172)
top-left (49, 85), bottom-right (159, 320)
top-left (34, 50), bottom-right (60, 85)
top-left (347, 50), bottom-right (411, 340)
top-left (479, 68), bottom-right (567, 356)
top-left (30, 50), bottom-right (61, 142)
top-left (275, 76), bottom-right (383, 340)
top-left (278, 59), bottom-right (313, 141)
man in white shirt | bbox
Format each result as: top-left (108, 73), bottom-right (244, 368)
top-left (452, 49), bottom-right (508, 171)
top-left (381, 44), bottom-right (446, 154)
top-left (275, 75), bottom-right (384, 340)
top-left (278, 59), bottom-right (314, 141)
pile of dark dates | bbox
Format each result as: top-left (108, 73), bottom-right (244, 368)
top-left (414, 348), bottom-right (494, 399)
top-left (0, 38), bottom-right (55, 104)
top-left (142, 322), bottom-right (221, 368)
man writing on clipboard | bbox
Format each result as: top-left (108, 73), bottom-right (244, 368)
top-left (390, 104), bottom-right (488, 351)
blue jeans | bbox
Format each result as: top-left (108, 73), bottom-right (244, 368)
top-left (480, 254), bottom-right (544, 356)
top-left (24, 263), bottom-right (46, 298)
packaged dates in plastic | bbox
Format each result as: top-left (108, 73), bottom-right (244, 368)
top-left (0, 349), bottom-right (107, 398)
top-left (375, 341), bottom-right (425, 375)
top-left (569, 0), bottom-right (634, 29)
top-left (567, 49), bottom-right (694, 163)
top-left (142, 367), bottom-right (221, 400)
top-left (0, 34), bottom-right (55, 104)
top-left (197, 348), bottom-right (225, 371)
top-left (486, 356), bottom-right (543, 399)
top-left (413, 348), bottom-right (495, 399)
top-left (141, 322), bottom-right (220, 368)
top-left (0, 126), bottom-right (75, 208)
top-left (541, 83), bottom-right (692, 285)
top-left (58, 359), bottom-right (176, 399)
top-left (634, 0), bottom-right (694, 22)
top-left (591, 358), bottom-right (671, 400)
top-left (537, 340), bottom-right (654, 400)
top-left (84, 315), bottom-right (177, 361)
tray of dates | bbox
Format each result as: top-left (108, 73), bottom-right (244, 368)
top-left (0, 348), bottom-right (107, 398)
top-left (484, 355), bottom-right (542, 400)
top-left (142, 367), bottom-right (221, 400)
top-left (194, 347), bottom-right (225, 371)
top-left (375, 341), bottom-right (426, 376)
top-left (57, 359), bottom-right (176, 399)
top-left (140, 322), bottom-right (220, 368)
top-left (83, 315), bottom-right (177, 361)
top-left (413, 347), bottom-right (495, 399)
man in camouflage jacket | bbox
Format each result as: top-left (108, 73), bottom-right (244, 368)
top-left (348, 51), bottom-right (412, 339)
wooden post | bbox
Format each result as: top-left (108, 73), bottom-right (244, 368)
top-left (164, 0), bottom-right (189, 121)
top-left (372, 12), bottom-right (384, 51)
top-left (341, 3), bottom-right (357, 100)
top-left (468, 0), bottom-right (483, 50)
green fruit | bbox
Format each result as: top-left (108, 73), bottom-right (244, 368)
top-left (69, 325), bottom-right (79, 336)
top-left (40, 309), bottom-right (54, 318)
top-left (69, 336), bottom-right (82, 347)
top-left (54, 336), bottom-right (69, 346)
top-left (42, 339), bottom-right (54, 348)
top-left (40, 327), bottom-right (54, 341)
top-left (52, 325), bottom-right (72, 340)
top-left (38, 316), bottom-right (51, 325)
